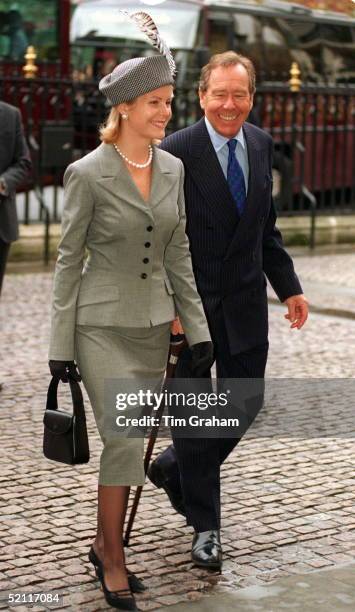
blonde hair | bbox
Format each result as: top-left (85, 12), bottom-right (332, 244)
top-left (99, 101), bottom-right (163, 146)
top-left (199, 51), bottom-right (256, 96)
top-left (99, 106), bottom-right (122, 144)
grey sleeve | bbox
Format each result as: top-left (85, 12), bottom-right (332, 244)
top-left (164, 162), bottom-right (211, 346)
top-left (49, 165), bottom-right (95, 360)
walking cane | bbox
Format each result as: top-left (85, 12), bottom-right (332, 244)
top-left (124, 333), bottom-right (186, 547)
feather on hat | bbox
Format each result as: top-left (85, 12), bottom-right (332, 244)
top-left (122, 11), bottom-right (176, 77)
top-left (99, 10), bottom-right (176, 106)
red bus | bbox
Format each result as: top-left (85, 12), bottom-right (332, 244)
top-left (0, 1), bottom-right (354, 210)
top-left (1, 1), bottom-right (353, 83)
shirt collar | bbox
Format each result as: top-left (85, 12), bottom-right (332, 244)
top-left (204, 116), bottom-right (246, 153)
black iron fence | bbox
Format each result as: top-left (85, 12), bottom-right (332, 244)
top-left (1, 73), bottom-right (354, 223)
top-left (254, 85), bottom-right (355, 215)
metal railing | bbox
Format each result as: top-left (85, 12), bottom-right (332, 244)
top-left (33, 186), bottom-right (51, 265)
top-left (253, 84), bottom-right (355, 215)
top-left (1, 72), bottom-right (354, 227)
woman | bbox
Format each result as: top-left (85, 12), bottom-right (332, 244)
top-left (48, 11), bottom-right (213, 611)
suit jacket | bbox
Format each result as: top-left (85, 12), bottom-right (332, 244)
top-left (49, 142), bottom-right (211, 360)
top-left (0, 102), bottom-right (32, 243)
top-left (160, 118), bottom-right (302, 354)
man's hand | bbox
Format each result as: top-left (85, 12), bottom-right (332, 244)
top-left (284, 294), bottom-right (309, 329)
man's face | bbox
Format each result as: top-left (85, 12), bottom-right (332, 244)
top-left (199, 64), bottom-right (254, 138)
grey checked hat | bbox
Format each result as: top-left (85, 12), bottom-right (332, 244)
top-left (99, 55), bottom-right (174, 106)
top-left (99, 11), bottom-right (176, 106)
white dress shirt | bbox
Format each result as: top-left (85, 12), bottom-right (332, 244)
top-left (204, 116), bottom-right (249, 194)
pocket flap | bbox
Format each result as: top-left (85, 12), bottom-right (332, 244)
top-left (164, 278), bottom-right (175, 295)
top-left (43, 409), bottom-right (73, 434)
top-left (77, 285), bottom-right (119, 306)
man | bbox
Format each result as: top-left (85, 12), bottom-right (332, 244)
top-left (0, 101), bottom-right (31, 296)
top-left (149, 52), bottom-right (308, 569)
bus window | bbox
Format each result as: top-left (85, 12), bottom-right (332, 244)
top-left (0, 10), bottom-right (8, 58)
top-left (0, 0), bottom-right (57, 62)
top-left (206, 12), bottom-right (230, 55)
top-left (70, 1), bottom-right (201, 84)
top-left (260, 16), bottom-right (355, 85)
top-left (319, 24), bottom-right (355, 85)
top-left (261, 17), bottom-right (316, 83)
top-left (71, 1), bottom-right (200, 50)
top-left (231, 14), bottom-right (265, 81)
top-left (0, 6), bottom-right (28, 61)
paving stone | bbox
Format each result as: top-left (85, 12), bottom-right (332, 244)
top-left (157, 594), bottom-right (189, 605)
top-left (138, 601), bottom-right (162, 611)
top-left (12, 575), bottom-right (43, 587)
top-left (61, 574), bottom-right (94, 586)
top-left (306, 558), bottom-right (335, 568)
top-left (0, 562), bottom-right (15, 572)
top-left (1, 269), bottom-right (355, 610)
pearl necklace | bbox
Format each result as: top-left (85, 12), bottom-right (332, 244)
top-left (113, 143), bottom-right (153, 169)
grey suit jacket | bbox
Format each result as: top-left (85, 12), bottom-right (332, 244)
top-left (0, 102), bottom-right (32, 243)
top-left (49, 142), bottom-right (211, 360)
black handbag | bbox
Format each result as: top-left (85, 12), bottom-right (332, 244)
top-left (43, 376), bottom-right (89, 465)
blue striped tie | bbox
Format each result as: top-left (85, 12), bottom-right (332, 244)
top-left (227, 139), bottom-right (246, 216)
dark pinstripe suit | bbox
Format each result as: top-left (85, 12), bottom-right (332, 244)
top-left (160, 118), bottom-right (302, 530)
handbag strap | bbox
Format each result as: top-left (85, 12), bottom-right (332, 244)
top-left (46, 377), bottom-right (86, 420)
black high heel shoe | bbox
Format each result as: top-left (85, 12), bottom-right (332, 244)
top-left (88, 546), bottom-right (146, 593)
top-left (99, 571), bottom-right (137, 611)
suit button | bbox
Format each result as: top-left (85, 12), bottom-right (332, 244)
top-left (147, 225), bottom-right (153, 232)
top-left (141, 273), bottom-right (148, 279)
top-left (143, 258), bottom-right (149, 264)
top-left (144, 242), bottom-right (151, 248)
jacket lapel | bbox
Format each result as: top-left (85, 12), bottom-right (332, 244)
top-left (188, 119), bottom-right (240, 231)
top-left (150, 147), bottom-right (179, 210)
top-left (97, 143), bottom-right (150, 216)
top-left (97, 143), bottom-right (176, 217)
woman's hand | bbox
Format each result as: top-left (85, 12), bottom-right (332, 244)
top-left (190, 341), bottom-right (214, 377)
top-left (171, 317), bottom-right (184, 335)
top-left (49, 360), bottom-right (81, 383)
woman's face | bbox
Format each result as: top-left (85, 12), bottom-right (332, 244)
top-left (122, 85), bottom-right (173, 141)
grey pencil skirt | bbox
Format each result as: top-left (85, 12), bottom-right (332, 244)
top-left (75, 323), bottom-right (171, 486)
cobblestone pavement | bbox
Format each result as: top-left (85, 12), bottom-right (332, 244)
top-left (290, 251), bottom-right (355, 289)
top-left (0, 271), bottom-right (354, 611)
top-left (160, 562), bottom-right (355, 611)
top-left (268, 251), bottom-right (355, 318)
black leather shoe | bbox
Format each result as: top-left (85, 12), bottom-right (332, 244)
top-left (191, 530), bottom-right (222, 569)
top-left (147, 447), bottom-right (186, 516)
top-left (88, 546), bottom-right (146, 593)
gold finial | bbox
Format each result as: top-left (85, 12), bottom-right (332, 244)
top-left (289, 62), bottom-right (301, 92)
top-left (23, 46), bottom-right (38, 79)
